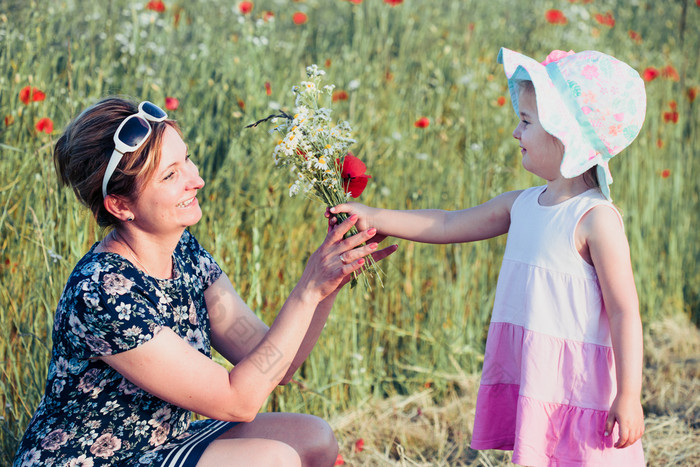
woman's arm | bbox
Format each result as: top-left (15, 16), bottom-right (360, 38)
top-left (330, 190), bottom-right (522, 244)
top-left (582, 206), bottom-right (644, 448)
top-left (99, 216), bottom-right (395, 422)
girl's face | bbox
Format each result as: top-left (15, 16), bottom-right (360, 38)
top-left (129, 125), bottom-right (205, 235)
top-left (512, 86), bottom-right (564, 181)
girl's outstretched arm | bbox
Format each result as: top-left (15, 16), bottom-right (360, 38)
top-left (581, 206), bottom-right (644, 449)
top-left (330, 190), bottom-right (522, 244)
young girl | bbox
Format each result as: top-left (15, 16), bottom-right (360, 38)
top-left (330, 48), bottom-right (646, 465)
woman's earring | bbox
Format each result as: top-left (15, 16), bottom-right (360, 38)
top-left (127, 216), bottom-right (134, 222)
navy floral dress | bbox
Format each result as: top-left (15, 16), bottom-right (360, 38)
top-left (13, 230), bottom-right (237, 466)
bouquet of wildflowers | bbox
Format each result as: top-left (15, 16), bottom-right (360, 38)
top-left (247, 65), bottom-right (382, 288)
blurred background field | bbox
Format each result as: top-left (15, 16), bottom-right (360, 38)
top-left (1, 0), bottom-right (698, 464)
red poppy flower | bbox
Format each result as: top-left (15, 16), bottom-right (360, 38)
top-left (334, 454), bottom-right (345, 465)
top-left (668, 101), bottom-right (677, 111)
top-left (332, 90), bottom-right (349, 102)
top-left (32, 89), bottom-right (46, 102)
top-left (414, 117), bottom-right (430, 128)
top-left (594, 12), bottom-right (615, 27)
top-left (354, 438), bottom-right (364, 452)
top-left (663, 111), bottom-right (679, 124)
top-left (545, 9), bottom-right (567, 25)
top-left (264, 81), bottom-right (272, 96)
top-left (340, 153), bottom-right (372, 198)
top-left (662, 65), bottom-right (679, 81)
top-left (496, 96), bottom-right (506, 106)
top-left (656, 139), bottom-right (663, 148)
top-left (292, 12), bottom-right (307, 24)
top-left (238, 1), bottom-right (253, 14)
top-left (4, 115), bottom-right (14, 127)
top-left (237, 98), bottom-right (246, 109)
top-left (146, 0), bottom-right (165, 13)
top-left (384, 0), bottom-right (403, 5)
top-left (661, 169), bottom-right (671, 178)
top-left (165, 97), bottom-right (179, 111)
top-left (19, 86), bottom-right (31, 105)
top-left (628, 30), bottom-right (642, 43)
top-left (263, 11), bottom-right (274, 21)
top-left (642, 67), bottom-right (659, 82)
top-left (348, 0), bottom-right (363, 3)
top-left (36, 117), bottom-right (53, 134)
top-left (688, 87), bottom-right (698, 103)
top-left (325, 59), bottom-right (332, 68)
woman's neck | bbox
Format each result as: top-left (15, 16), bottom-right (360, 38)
top-left (106, 228), bottom-right (181, 279)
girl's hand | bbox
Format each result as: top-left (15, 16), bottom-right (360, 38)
top-left (605, 393), bottom-right (644, 448)
top-left (326, 203), bottom-right (387, 244)
top-left (301, 214), bottom-right (396, 301)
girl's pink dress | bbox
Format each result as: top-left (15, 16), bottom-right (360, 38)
top-left (471, 186), bottom-right (645, 466)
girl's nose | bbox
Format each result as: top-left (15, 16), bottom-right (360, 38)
top-left (512, 123), bottom-right (522, 140)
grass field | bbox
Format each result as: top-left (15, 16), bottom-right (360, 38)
top-left (1, 0), bottom-right (699, 465)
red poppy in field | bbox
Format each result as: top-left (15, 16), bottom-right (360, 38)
top-left (656, 139), bottom-right (664, 148)
top-left (19, 86), bottom-right (45, 105)
top-left (594, 12), bottom-right (615, 27)
top-left (354, 438), bottom-right (364, 452)
top-left (642, 67), bottom-right (659, 82)
top-left (628, 30), bottom-right (642, 43)
top-left (662, 65), bottom-right (680, 81)
top-left (496, 96), bottom-right (506, 106)
top-left (414, 117), bottom-right (430, 128)
top-left (334, 454), bottom-right (345, 465)
top-left (238, 1), bottom-right (253, 14)
top-left (348, 0), bottom-right (363, 3)
top-left (325, 59), bottom-right (332, 68)
top-left (332, 90), bottom-right (349, 102)
top-left (263, 11), bottom-right (274, 21)
top-left (661, 169), bottom-right (671, 178)
top-left (292, 12), bottom-right (307, 24)
top-left (36, 117), bottom-right (53, 134)
top-left (237, 98), bottom-right (245, 109)
top-left (164, 97), bottom-right (179, 111)
top-left (4, 115), bottom-right (14, 127)
top-left (340, 153), bottom-right (372, 198)
top-left (384, 0), bottom-right (403, 5)
top-left (688, 87), bottom-right (698, 103)
top-left (264, 81), bottom-right (272, 96)
top-left (663, 111), bottom-right (679, 124)
top-left (146, 0), bottom-right (165, 13)
top-left (545, 9), bottom-right (567, 25)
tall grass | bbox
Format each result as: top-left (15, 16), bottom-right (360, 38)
top-left (1, 0), bottom-right (698, 463)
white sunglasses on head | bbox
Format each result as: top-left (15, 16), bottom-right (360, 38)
top-left (101, 101), bottom-right (168, 199)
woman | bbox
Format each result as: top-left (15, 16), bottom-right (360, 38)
top-left (13, 97), bottom-right (396, 467)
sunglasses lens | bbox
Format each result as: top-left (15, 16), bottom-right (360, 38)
top-left (118, 116), bottom-right (151, 148)
top-left (140, 101), bottom-right (167, 120)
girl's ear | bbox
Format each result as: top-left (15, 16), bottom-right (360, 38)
top-left (103, 195), bottom-right (134, 223)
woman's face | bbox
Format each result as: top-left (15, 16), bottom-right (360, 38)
top-left (512, 86), bottom-right (564, 181)
top-left (129, 125), bottom-right (205, 235)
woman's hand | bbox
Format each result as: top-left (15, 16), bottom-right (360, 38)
top-left (300, 214), bottom-right (396, 301)
top-left (605, 392), bottom-right (644, 448)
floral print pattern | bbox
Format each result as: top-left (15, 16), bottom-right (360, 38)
top-left (14, 230), bottom-right (224, 466)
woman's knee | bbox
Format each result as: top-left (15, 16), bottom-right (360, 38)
top-left (296, 415), bottom-right (338, 466)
